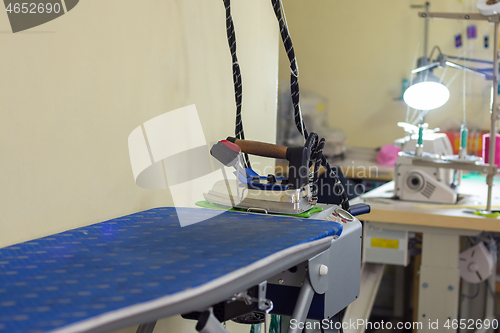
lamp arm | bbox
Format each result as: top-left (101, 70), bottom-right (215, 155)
top-left (445, 55), bottom-right (493, 65)
top-left (428, 45), bottom-right (443, 60)
top-left (428, 45), bottom-right (492, 65)
top-left (444, 60), bottom-right (488, 77)
top-left (412, 46), bottom-right (494, 76)
top-left (411, 62), bottom-right (439, 74)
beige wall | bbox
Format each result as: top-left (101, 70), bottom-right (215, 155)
top-left (278, 0), bottom-right (494, 148)
top-left (0, 1), bottom-right (278, 332)
top-left (0, 0), bottom-right (278, 246)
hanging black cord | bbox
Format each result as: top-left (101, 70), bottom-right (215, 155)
top-left (305, 133), bottom-right (319, 168)
top-left (223, 0), bottom-right (251, 169)
top-left (221, 0), bottom-right (350, 210)
top-left (312, 138), bottom-right (325, 198)
top-left (271, 0), bottom-right (350, 211)
top-left (271, 0), bottom-right (307, 140)
top-left (324, 158), bottom-right (350, 212)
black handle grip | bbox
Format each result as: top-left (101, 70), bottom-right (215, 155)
top-left (350, 203), bottom-right (371, 217)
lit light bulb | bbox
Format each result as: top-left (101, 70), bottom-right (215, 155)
top-left (403, 81), bottom-right (450, 110)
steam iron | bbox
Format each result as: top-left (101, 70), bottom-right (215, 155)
top-left (203, 137), bottom-right (317, 215)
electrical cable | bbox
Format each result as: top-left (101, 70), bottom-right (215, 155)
top-left (487, 279), bottom-right (498, 317)
top-left (270, 0), bottom-right (350, 211)
top-left (445, 39), bottom-right (479, 88)
top-left (463, 32), bottom-right (467, 126)
top-left (311, 138), bottom-right (325, 198)
top-left (461, 282), bottom-right (481, 300)
top-left (467, 236), bottom-right (478, 246)
top-left (303, 132), bottom-right (349, 210)
top-left (409, 109), bottom-right (420, 125)
top-left (439, 63), bottom-right (449, 83)
top-left (222, 0), bottom-right (251, 169)
top-left (271, 0), bottom-right (306, 141)
top-left (428, 45), bottom-right (443, 60)
top-left (447, 55), bottom-right (493, 65)
top-left (406, 25), bottom-right (424, 123)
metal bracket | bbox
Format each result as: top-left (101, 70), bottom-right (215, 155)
top-left (267, 261), bottom-right (308, 288)
top-left (418, 11), bottom-right (500, 23)
top-left (233, 281), bottom-right (273, 313)
top-left (411, 158), bottom-right (498, 175)
top-left (257, 281), bottom-right (273, 313)
top-left (246, 208), bottom-right (268, 214)
top-left (234, 290), bottom-right (252, 305)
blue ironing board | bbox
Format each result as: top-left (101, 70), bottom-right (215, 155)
top-left (0, 207), bottom-right (342, 333)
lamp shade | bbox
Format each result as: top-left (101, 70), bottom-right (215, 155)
top-left (403, 81), bottom-right (450, 110)
top-left (404, 57), bottom-right (450, 110)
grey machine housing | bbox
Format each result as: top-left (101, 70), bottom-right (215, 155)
top-left (266, 203), bottom-right (362, 320)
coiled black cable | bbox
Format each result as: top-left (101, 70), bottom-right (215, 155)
top-left (306, 133), bottom-right (350, 211)
top-left (311, 138), bottom-right (325, 197)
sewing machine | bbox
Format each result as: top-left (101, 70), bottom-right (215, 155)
top-left (394, 132), bottom-right (453, 156)
top-left (393, 122), bottom-right (486, 204)
top-left (394, 152), bottom-right (457, 204)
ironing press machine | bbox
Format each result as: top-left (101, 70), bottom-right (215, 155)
top-left (204, 135), bottom-right (326, 215)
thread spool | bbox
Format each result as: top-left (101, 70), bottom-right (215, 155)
top-left (478, 0), bottom-right (500, 15)
top-left (482, 133), bottom-right (500, 166)
top-left (460, 126), bottom-right (468, 150)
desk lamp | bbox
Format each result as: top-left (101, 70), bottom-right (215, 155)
top-left (404, 3), bottom-right (450, 112)
top-left (403, 56), bottom-right (450, 111)
top-left (398, 24), bottom-right (499, 210)
top-left (407, 48), bottom-right (495, 158)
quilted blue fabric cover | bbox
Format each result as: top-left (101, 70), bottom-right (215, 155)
top-left (0, 207), bottom-right (342, 332)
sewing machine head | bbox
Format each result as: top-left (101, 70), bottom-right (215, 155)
top-left (394, 152), bottom-right (457, 204)
top-left (394, 122), bottom-right (453, 156)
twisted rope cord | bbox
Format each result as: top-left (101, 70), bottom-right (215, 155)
top-left (271, 0), bottom-right (308, 140)
top-left (223, 0), bottom-right (251, 168)
top-left (271, 1), bottom-right (349, 211)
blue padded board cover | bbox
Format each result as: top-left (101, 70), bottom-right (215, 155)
top-left (0, 207), bottom-right (342, 333)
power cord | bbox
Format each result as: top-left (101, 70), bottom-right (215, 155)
top-left (222, 0), bottom-right (251, 169)
top-left (270, 0), bottom-right (350, 211)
